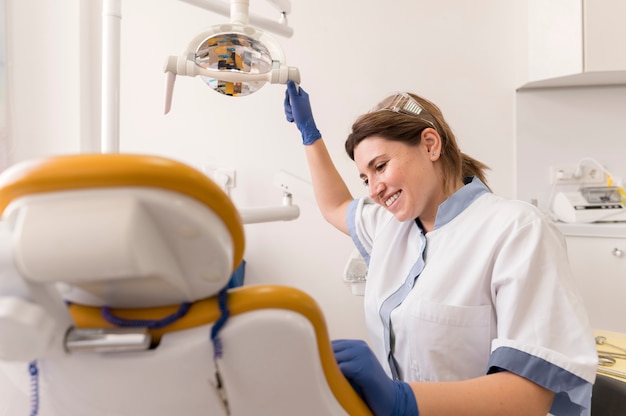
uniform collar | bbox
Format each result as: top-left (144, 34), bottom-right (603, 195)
top-left (428, 176), bottom-right (490, 231)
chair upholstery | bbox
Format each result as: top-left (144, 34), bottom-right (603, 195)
top-left (0, 154), bottom-right (371, 415)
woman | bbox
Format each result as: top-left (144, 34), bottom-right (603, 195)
top-left (283, 81), bottom-right (597, 416)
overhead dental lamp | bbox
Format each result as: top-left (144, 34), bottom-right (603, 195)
top-left (164, 0), bottom-right (301, 113)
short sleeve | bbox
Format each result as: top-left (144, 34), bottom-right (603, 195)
top-left (489, 217), bottom-right (597, 415)
top-left (346, 197), bottom-right (392, 266)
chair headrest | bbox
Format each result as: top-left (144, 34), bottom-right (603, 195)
top-left (0, 154), bottom-right (245, 307)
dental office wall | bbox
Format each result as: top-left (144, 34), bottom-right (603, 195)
top-left (8, 0), bottom-right (609, 341)
top-left (516, 86), bottom-right (626, 212)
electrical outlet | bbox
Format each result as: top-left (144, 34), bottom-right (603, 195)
top-left (550, 165), bottom-right (605, 185)
top-left (579, 165), bottom-right (605, 185)
top-left (550, 166), bottom-right (579, 184)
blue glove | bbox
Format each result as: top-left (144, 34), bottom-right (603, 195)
top-left (284, 80), bottom-right (322, 145)
top-left (332, 339), bottom-right (419, 416)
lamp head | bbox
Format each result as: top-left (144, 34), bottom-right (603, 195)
top-left (163, 23), bottom-right (300, 113)
top-left (194, 24), bottom-right (281, 97)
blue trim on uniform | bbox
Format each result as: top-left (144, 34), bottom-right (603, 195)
top-left (379, 228), bottom-right (426, 380)
top-left (433, 176), bottom-right (490, 230)
top-left (377, 178), bottom-right (489, 379)
top-left (350, 176), bottom-right (491, 380)
top-left (488, 346), bottom-right (592, 415)
top-left (347, 177), bottom-right (489, 261)
top-left (347, 199), bottom-right (370, 265)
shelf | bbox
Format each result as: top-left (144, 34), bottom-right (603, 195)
top-left (518, 71), bottom-right (626, 91)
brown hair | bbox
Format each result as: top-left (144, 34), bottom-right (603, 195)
top-left (345, 93), bottom-right (490, 193)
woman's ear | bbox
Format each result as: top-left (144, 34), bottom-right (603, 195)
top-left (422, 128), bottom-right (442, 159)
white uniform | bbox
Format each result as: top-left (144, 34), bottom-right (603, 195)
top-left (347, 177), bottom-right (597, 415)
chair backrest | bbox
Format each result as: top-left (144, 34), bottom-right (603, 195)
top-left (0, 154), bottom-right (370, 415)
top-left (0, 153), bottom-right (245, 307)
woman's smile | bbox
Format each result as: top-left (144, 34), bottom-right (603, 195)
top-left (384, 191), bottom-right (401, 207)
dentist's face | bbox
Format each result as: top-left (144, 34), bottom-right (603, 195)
top-left (354, 135), bottom-right (442, 225)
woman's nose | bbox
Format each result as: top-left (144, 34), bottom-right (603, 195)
top-left (368, 178), bottom-right (384, 199)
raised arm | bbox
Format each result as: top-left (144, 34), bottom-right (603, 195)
top-left (284, 81), bottom-right (353, 235)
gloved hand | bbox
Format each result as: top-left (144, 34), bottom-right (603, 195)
top-left (332, 339), bottom-right (419, 416)
top-left (284, 80), bottom-right (322, 145)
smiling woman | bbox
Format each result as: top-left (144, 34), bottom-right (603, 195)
top-left (283, 81), bottom-right (598, 416)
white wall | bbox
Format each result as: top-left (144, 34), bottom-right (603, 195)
top-left (5, 0), bottom-right (522, 341)
top-left (516, 86), bottom-right (626, 213)
top-left (5, 0), bottom-right (81, 160)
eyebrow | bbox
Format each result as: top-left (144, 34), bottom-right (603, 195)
top-left (359, 155), bottom-right (386, 180)
top-left (367, 155), bottom-right (386, 170)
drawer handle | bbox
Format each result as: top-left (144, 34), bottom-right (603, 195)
top-left (613, 248), bottom-right (624, 258)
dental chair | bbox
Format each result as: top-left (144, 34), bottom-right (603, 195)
top-left (0, 154), bottom-right (371, 416)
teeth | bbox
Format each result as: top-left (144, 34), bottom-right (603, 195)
top-left (385, 192), bottom-right (400, 207)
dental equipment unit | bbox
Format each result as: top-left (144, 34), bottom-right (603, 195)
top-left (552, 185), bottom-right (626, 223)
top-left (551, 157), bottom-right (626, 224)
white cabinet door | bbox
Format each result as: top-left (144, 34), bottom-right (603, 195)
top-left (584, 0), bottom-right (626, 72)
top-left (565, 236), bottom-right (626, 332)
top-left (527, 0), bottom-right (582, 84)
top-left (522, 0), bottom-right (626, 88)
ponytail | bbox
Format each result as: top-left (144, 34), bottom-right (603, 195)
top-left (461, 153), bottom-right (491, 190)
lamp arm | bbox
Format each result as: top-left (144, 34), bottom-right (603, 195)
top-left (165, 54), bottom-right (299, 83)
top-left (163, 55), bottom-right (300, 113)
top-left (187, 61), bottom-right (300, 84)
top-left (178, 0), bottom-right (294, 38)
top-left (238, 194), bottom-right (300, 224)
top-left (189, 64), bottom-right (274, 83)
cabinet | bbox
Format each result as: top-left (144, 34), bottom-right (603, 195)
top-left (559, 225), bottom-right (626, 333)
top-left (520, 0), bottom-right (626, 89)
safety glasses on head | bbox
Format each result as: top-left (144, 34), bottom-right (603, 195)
top-left (371, 92), bottom-right (438, 131)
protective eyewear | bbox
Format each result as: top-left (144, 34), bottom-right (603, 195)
top-left (372, 93), bottom-right (438, 130)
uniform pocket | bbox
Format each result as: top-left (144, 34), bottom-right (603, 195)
top-left (407, 300), bottom-right (492, 382)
